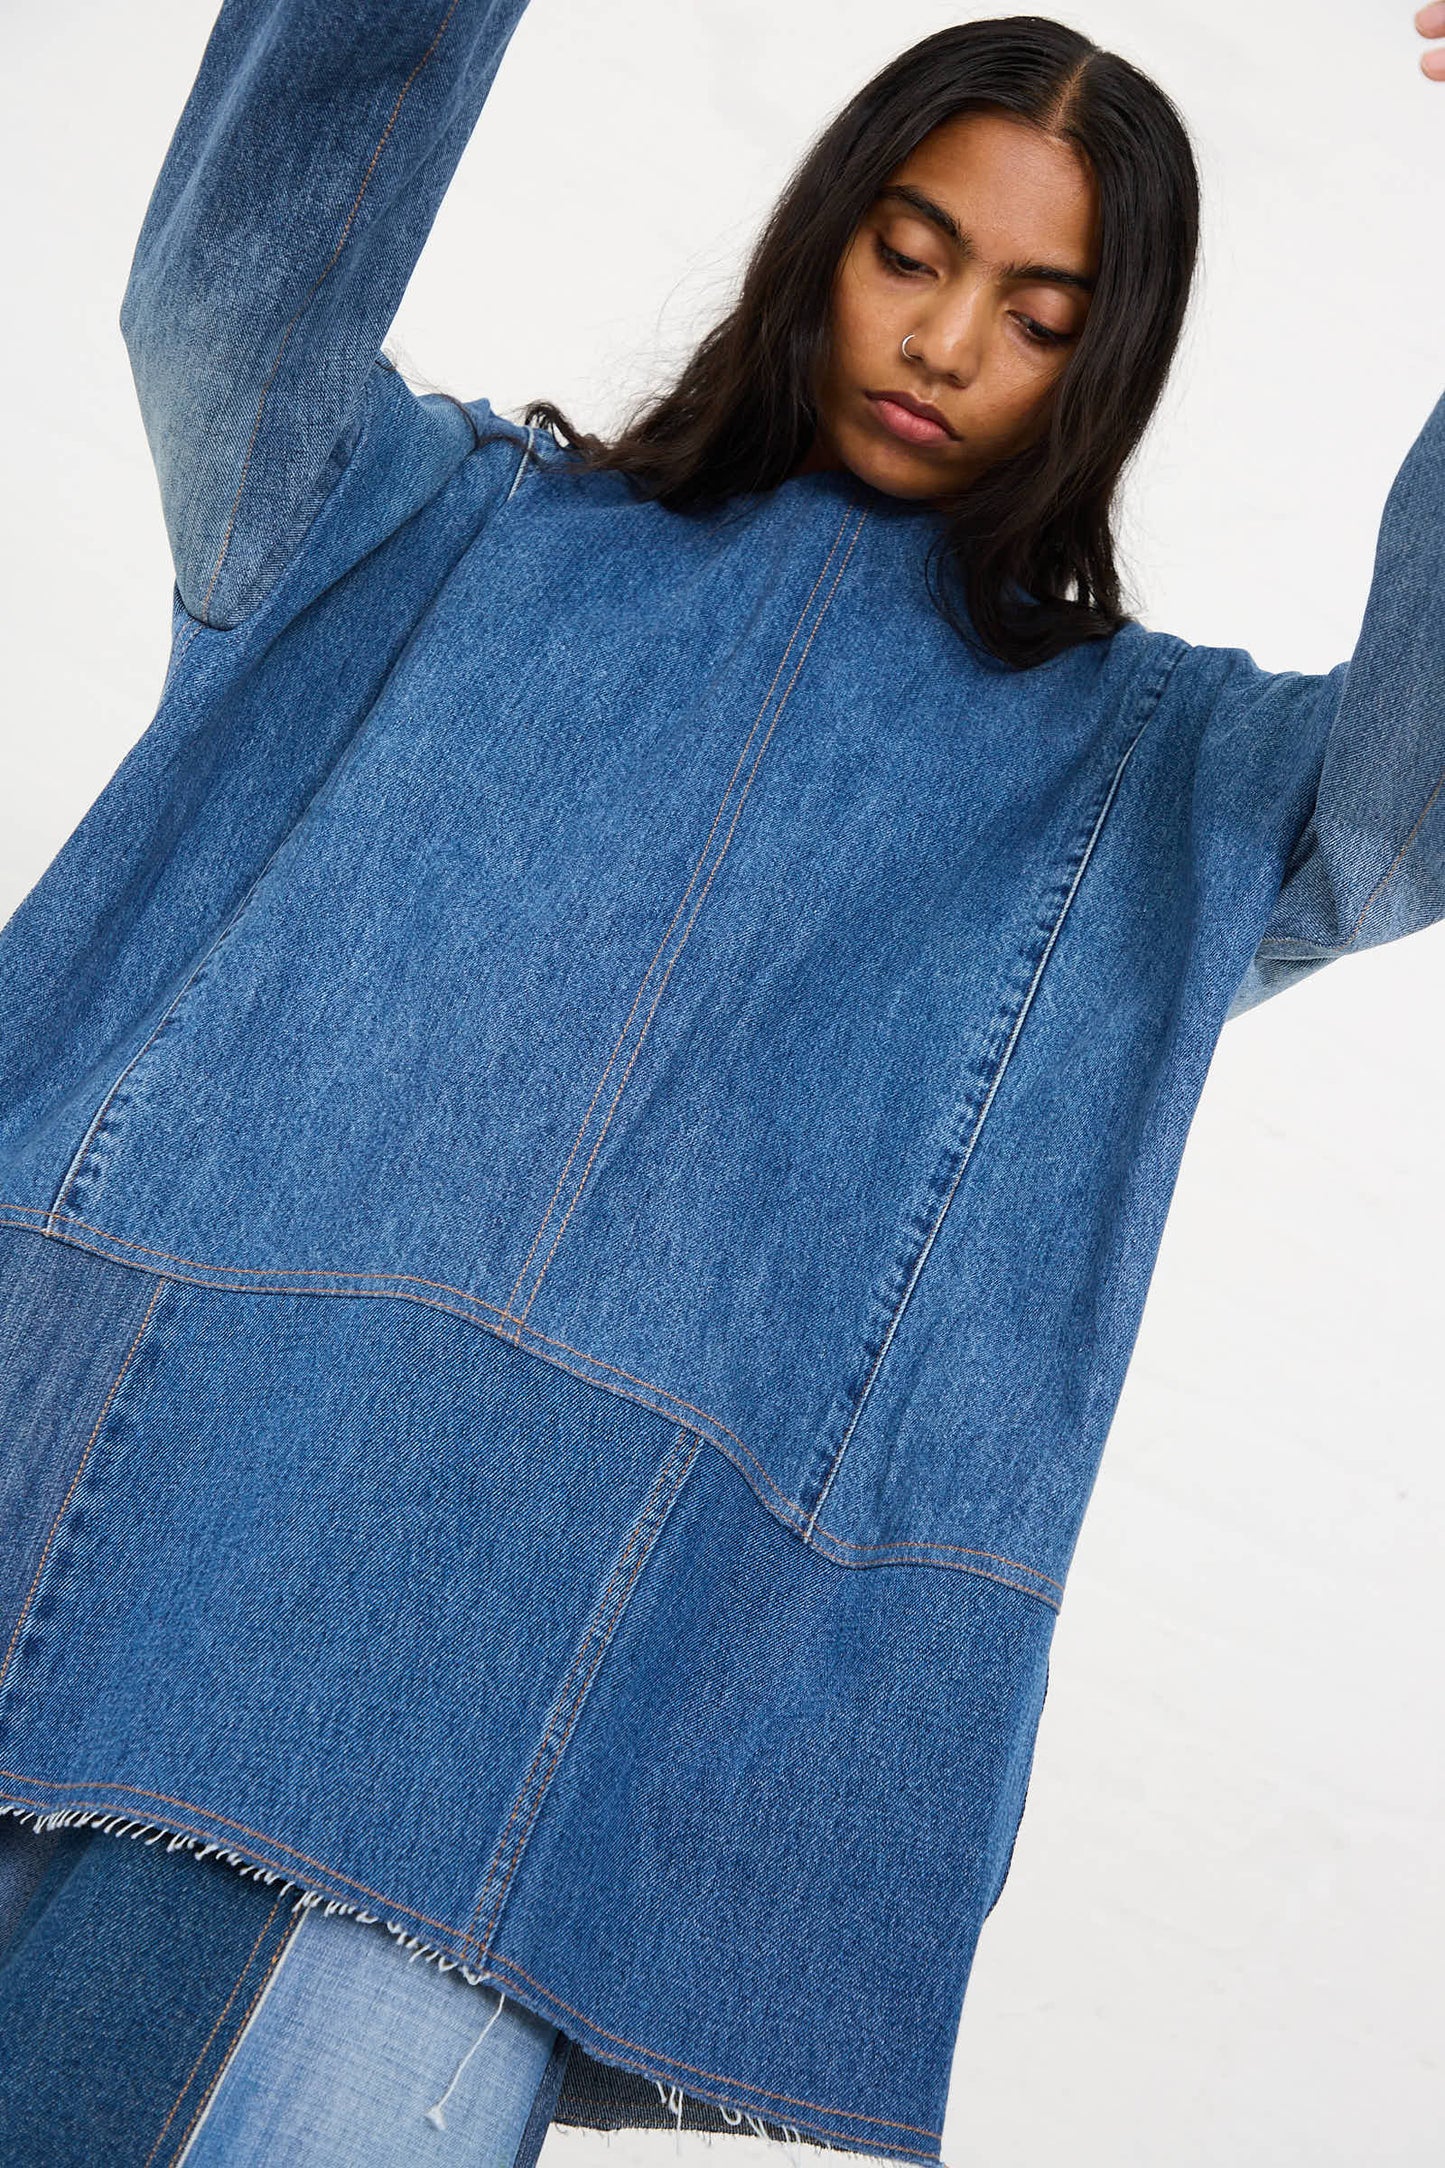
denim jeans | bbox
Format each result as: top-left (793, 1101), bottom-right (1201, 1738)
top-left (0, 1823), bottom-right (566, 2166)
top-left (184, 1906), bottom-right (565, 2165)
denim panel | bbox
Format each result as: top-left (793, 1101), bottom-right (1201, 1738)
top-left (0, 399), bottom-right (525, 1208)
top-left (184, 1903), bottom-right (560, 2167)
top-left (120, 0), bottom-right (532, 626)
top-left (0, 1237), bottom-right (1050, 2166)
top-left (0, 1231), bottom-right (690, 1940)
top-left (508, 530), bottom-right (1177, 1526)
top-left (1222, 391), bottom-right (1445, 1009)
top-left (0, 1819), bottom-right (60, 1958)
top-left (1, 481), bottom-right (1184, 1589)
top-left (0, 1822), bottom-right (565, 2167)
top-left (808, 648), bottom-right (1347, 1583)
top-left (515, 2026), bottom-right (573, 2168)
top-left (489, 1443), bottom-right (1055, 2163)
top-left (0, 1228), bottom-right (161, 1640)
top-left (0, 1826), bottom-right (305, 2168)
top-left (39, 479), bottom-right (884, 1292)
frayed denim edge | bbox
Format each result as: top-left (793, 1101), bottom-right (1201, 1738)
top-left (0, 1802), bottom-right (920, 2168)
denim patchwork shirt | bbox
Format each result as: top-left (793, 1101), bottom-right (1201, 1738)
top-left (0, 3), bottom-right (1441, 2160)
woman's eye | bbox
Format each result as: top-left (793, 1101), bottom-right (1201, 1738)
top-left (1014, 313), bottom-right (1073, 348)
top-left (875, 235), bottom-right (930, 277)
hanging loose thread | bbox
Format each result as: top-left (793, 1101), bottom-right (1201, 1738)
top-left (424, 1989), bottom-right (507, 2130)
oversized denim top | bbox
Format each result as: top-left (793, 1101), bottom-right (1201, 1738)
top-left (0, 3), bottom-right (1441, 2159)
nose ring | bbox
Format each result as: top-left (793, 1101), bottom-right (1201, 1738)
top-left (901, 333), bottom-right (918, 359)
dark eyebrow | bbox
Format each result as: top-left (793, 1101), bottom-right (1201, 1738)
top-left (877, 183), bottom-right (1096, 295)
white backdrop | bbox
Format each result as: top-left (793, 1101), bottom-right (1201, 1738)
top-left (2, 4), bottom-right (1443, 2163)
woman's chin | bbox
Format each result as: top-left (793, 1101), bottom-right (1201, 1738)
top-left (830, 415), bottom-right (973, 503)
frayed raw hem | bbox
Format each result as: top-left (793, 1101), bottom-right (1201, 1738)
top-left (0, 1801), bottom-right (929, 2168)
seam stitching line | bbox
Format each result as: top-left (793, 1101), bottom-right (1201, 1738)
top-left (1343, 756), bottom-right (1445, 948)
top-left (140, 1887), bottom-right (288, 2168)
top-left (460, 1425), bottom-right (701, 1958)
top-left (47, 960), bottom-right (219, 1227)
top-left (0, 1275), bottom-right (168, 1696)
top-left (470, 1948), bottom-right (944, 2144)
top-left (9, 1199), bottom-right (758, 1444)
top-left (499, 504), bottom-right (859, 1328)
top-left (802, 645), bottom-right (1183, 1542)
top-left (0, 1211), bottom-right (1061, 1604)
top-left (165, 1904), bottom-right (304, 2168)
top-left (0, 1786), bottom-right (937, 2153)
top-left (461, 1477), bottom-right (677, 1949)
top-left (195, 0), bottom-right (465, 625)
top-left (162, 611), bottom-right (208, 692)
top-left (511, 507), bottom-right (869, 1331)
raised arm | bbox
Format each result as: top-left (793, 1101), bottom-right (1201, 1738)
top-left (121, 0), bottom-right (530, 630)
top-left (1185, 15), bottom-right (1445, 1017)
top-left (1223, 386), bottom-right (1445, 1015)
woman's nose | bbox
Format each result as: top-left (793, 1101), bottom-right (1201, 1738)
top-left (910, 285), bottom-right (987, 389)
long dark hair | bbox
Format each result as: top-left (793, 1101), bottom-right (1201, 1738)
top-left (525, 17), bottom-right (1200, 671)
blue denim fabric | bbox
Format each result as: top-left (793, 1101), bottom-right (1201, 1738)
top-left (0, 1826), bottom-right (306, 2165)
top-left (0, 3), bottom-right (1442, 2161)
top-left (0, 1823), bottom-right (565, 2168)
top-left (0, 1816), bottom-right (58, 1949)
top-left (183, 1903), bottom-right (564, 2167)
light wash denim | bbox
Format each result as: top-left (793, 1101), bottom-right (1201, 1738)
top-left (0, 2), bottom-right (1441, 2161)
top-left (183, 1904), bottom-right (563, 2167)
top-left (0, 1821), bottom-right (565, 2168)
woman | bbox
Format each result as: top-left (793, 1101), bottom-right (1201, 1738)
top-left (0, 4), bottom-right (1441, 2163)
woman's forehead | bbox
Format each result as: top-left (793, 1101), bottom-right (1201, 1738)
top-left (883, 110), bottom-right (1100, 277)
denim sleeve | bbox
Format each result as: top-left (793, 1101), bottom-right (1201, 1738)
top-left (1222, 387), bottom-right (1445, 1018)
top-left (119, 0), bottom-right (531, 630)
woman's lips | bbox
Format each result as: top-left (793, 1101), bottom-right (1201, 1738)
top-left (865, 392), bottom-right (955, 447)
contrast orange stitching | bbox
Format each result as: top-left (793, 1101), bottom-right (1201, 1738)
top-left (501, 506), bottom-right (857, 1323)
top-left (502, 1322), bottom-right (749, 1448)
top-left (2, 1201), bottom-right (751, 1435)
top-left (461, 1455), bottom-right (670, 1949)
top-left (196, 0), bottom-right (466, 624)
top-left (800, 679), bottom-right (1163, 1548)
top-left (7, 1206), bottom-right (520, 1289)
top-left (463, 1430), bottom-right (697, 1958)
top-left (814, 1555), bottom-right (1058, 1610)
top-left (3, 1203), bottom-right (759, 1441)
top-left (809, 1529), bottom-right (1062, 1587)
top-left (47, 956), bottom-right (221, 1219)
top-left (0, 1780), bottom-right (938, 2158)
top-left (513, 507), bottom-right (869, 1328)
top-left (140, 1887), bottom-right (288, 2168)
top-left (481, 1948), bottom-right (944, 2142)
top-left (0, 1277), bottom-right (167, 1694)
top-left (0, 1776), bottom-right (461, 1939)
top-left (161, 1904), bottom-right (303, 2168)
top-left (0, 1212), bottom-right (1064, 1605)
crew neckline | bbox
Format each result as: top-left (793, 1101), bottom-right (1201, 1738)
top-left (772, 461), bottom-right (953, 530)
